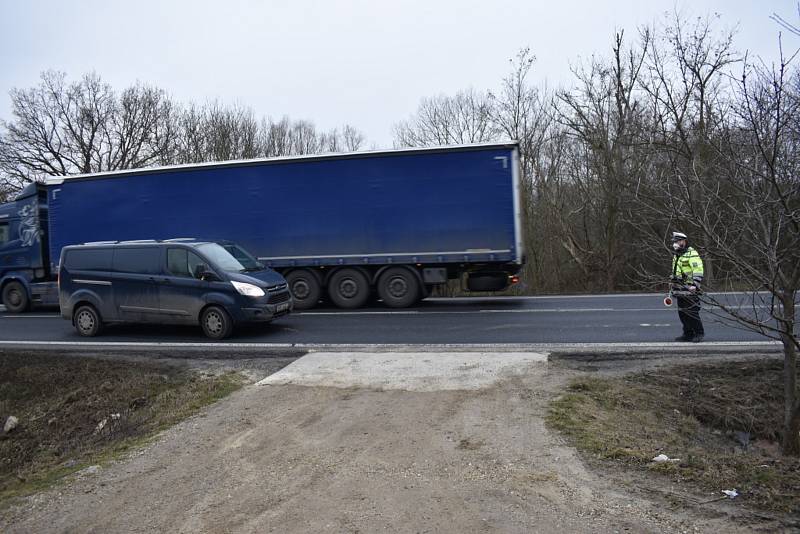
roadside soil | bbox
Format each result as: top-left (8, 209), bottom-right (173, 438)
top-left (0, 350), bottom-right (790, 533)
top-left (0, 350), bottom-right (260, 505)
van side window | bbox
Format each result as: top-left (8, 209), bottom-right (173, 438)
top-left (0, 223), bottom-right (8, 245)
top-left (65, 249), bottom-right (113, 271)
top-left (167, 248), bottom-right (205, 278)
top-left (113, 247), bottom-right (161, 275)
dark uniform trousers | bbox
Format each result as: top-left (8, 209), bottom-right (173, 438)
top-left (677, 295), bottom-right (704, 337)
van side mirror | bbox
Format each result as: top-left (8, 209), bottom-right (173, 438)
top-left (194, 264), bottom-right (219, 282)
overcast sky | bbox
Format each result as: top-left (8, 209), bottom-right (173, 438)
top-left (1, 1), bottom-right (797, 147)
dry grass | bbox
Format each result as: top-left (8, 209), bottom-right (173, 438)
top-left (547, 359), bottom-right (800, 514)
top-left (0, 352), bottom-right (243, 503)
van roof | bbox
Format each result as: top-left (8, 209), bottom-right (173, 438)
top-left (65, 239), bottom-right (217, 248)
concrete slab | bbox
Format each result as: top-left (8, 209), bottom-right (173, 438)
top-left (256, 351), bottom-right (548, 391)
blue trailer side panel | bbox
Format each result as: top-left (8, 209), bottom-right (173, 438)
top-left (48, 146), bottom-right (519, 267)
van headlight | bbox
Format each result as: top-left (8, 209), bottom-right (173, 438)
top-left (231, 281), bottom-right (265, 297)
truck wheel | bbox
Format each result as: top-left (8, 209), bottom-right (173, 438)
top-left (201, 305), bottom-right (233, 339)
top-left (73, 305), bottom-right (103, 337)
top-left (328, 268), bottom-right (370, 309)
top-left (377, 267), bottom-right (420, 308)
top-left (286, 270), bottom-right (321, 310)
top-left (2, 281), bottom-right (30, 313)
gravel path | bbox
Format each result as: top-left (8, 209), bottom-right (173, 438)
top-left (1, 352), bottom-right (766, 533)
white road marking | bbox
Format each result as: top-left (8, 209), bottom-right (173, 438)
top-left (298, 305), bottom-right (773, 316)
top-left (298, 310), bottom-right (421, 316)
top-left (426, 291), bottom-right (772, 301)
top-left (473, 308), bottom-right (614, 315)
top-left (0, 340), bottom-right (782, 350)
top-left (0, 304), bottom-right (772, 319)
top-left (1, 315), bottom-right (60, 319)
top-left (483, 324), bottom-right (530, 331)
top-left (299, 308), bottom-right (617, 316)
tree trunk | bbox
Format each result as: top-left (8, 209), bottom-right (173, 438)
top-left (780, 294), bottom-right (799, 456)
top-left (785, 401), bottom-right (800, 457)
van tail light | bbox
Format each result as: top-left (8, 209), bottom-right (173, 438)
top-left (509, 275), bottom-right (520, 285)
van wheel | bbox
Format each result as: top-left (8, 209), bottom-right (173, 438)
top-left (73, 305), bottom-right (102, 337)
top-left (328, 268), bottom-right (370, 309)
top-left (201, 306), bottom-right (233, 339)
top-left (2, 281), bottom-right (30, 313)
top-left (377, 267), bottom-right (420, 308)
top-left (286, 270), bottom-right (321, 310)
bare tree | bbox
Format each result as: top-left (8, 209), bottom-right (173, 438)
top-left (202, 101), bottom-right (260, 161)
top-left (771, 3), bottom-right (800, 37)
top-left (0, 71), bottom-right (113, 188)
top-left (342, 124), bottom-right (366, 152)
top-left (640, 12), bottom-right (739, 167)
top-left (555, 30), bottom-right (651, 291)
top-left (631, 14), bottom-right (800, 454)
top-left (488, 48), bottom-right (565, 291)
top-left (290, 120), bottom-right (320, 155)
top-left (261, 116), bottom-right (294, 157)
top-left (175, 103), bottom-right (207, 164)
top-left (0, 71), bottom-right (177, 193)
top-left (105, 84), bottom-right (179, 169)
top-left (624, 13), bottom-right (739, 288)
top-left (0, 71), bottom-right (368, 196)
top-left (393, 88), bottom-right (498, 147)
top-left (699, 54), bottom-right (799, 455)
top-left (260, 116), bottom-right (365, 157)
top-left (490, 48), bottom-right (554, 176)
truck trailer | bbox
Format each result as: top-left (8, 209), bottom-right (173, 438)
top-left (0, 142), bottom-right (524, 311)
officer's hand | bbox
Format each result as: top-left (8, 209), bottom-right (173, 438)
top-left (688, 285), bottom-right (697, 293)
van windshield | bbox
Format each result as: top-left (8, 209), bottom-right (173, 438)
top-left (195, 243), bottom-right (246, 273)
top-left (222, 244), bottom-right (264, 271)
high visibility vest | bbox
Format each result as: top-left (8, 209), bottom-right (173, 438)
top-left (672, 246), bottom-right (704, 284)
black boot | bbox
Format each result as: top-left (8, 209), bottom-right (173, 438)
top-left (674, 334), bottom-right (693, 342)
top-left (691, 335), bottom-right (704, 343)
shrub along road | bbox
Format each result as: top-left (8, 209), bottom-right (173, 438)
top-left (0, 294), bottom-right (778, 345)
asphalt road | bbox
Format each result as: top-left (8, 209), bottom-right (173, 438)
top-left (0, 293), bottom-right (777, 345)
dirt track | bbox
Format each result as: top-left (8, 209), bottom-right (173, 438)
top-left (1, 355), bottom-right (766, 533)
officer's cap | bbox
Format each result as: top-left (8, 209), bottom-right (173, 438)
top-left (671, 231), bottom-right (688, 242)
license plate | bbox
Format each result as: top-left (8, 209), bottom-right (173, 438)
top-left (277, 302), bottom-right (289, 313)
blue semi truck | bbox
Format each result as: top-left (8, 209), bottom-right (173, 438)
top-left (0, 142), bottom-right (524, 311)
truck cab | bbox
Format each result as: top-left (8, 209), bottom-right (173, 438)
top-left (0, 183), bottom-right (57, 312)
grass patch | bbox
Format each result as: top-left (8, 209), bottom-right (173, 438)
top-left (547, 359), bottom-right (800, 514)
top-left (0, 352), bottom-right (243, 504)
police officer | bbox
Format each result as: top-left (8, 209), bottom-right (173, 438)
top-left (671, 232), bottom-right (705, 342)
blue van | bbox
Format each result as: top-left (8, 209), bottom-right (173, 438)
top-left (58, 240), bottom-right (293, 339)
